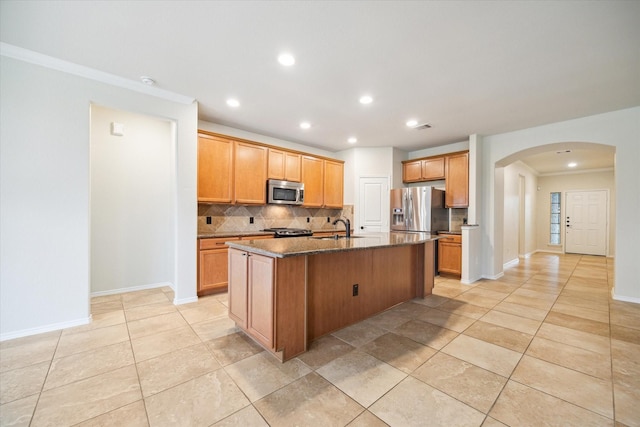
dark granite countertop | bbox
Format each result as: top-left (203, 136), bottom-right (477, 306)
top-left (226, 232), bottom-right (440, 258)
top-left (198, 229), bottom-right (354, 239)
top-left (198, 231), bottom-right (275, 239)
top-left (438, 231), bottom-right (462, 235)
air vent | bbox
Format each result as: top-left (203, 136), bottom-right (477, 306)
top-left (413, 123), bottom-right (432, 130)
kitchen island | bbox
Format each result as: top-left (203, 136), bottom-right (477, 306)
top-left (226, 232), bottom-right (439, 361)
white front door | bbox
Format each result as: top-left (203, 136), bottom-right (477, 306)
top-left (358, 177), bottom-right (389, 233)
top-left (565, 190), bottom-right (608, 256)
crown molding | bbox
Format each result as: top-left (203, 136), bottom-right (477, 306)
top-left (0, 42), bottom-right (195, 105)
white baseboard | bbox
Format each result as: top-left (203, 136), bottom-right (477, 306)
top-left (1, 315), bottom-right (91, 342)
top-left (612, 292), bottom-right (640, 304)
top-left (174, 296), bottom-right (198, 305)
top-left (503, 258), bottom-right (519, 269)
top-left (90, 282), bottom-right (174, 298)
top-left (483, 272), bottom-right (504, 280)
top-left (534, 249), bottom-right (564, 255)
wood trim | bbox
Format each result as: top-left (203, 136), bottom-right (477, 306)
top-left (199, 237), bottom-right (240, 250)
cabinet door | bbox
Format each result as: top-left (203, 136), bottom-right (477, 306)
top-left (198, 135), bottom-right (233, 203)
top-left (234, 142), bottom-right (268, 204)
top-left (247, 254), bottom-right (274, 349)
top-left (228, 249), bottom-right (248, 328)
top-left (438, 241), bottom-right (462, 275)
top-left (267, 149), bottom-right (285, 180)
top-left (301, 156), bottom-right (324, 207)
top-left (403, 160), bottom-right (423, 183)
top-left (323, 160), bottom-right (344, 208)
top-left (284, 152), bottom-right (302, 182)
top-left (198, 248), bottom-right (230, 295)
top-left (422, 157), bottom-right (445, 180)
top-left (445, 152), bottom-right (469, 208)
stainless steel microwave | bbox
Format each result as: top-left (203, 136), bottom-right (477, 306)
top-left (267, 179), bottom-right (304, 205)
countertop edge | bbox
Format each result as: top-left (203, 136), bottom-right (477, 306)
top-left (226, 233), bottom-right (441, 258)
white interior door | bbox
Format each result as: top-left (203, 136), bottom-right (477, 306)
top-left (565, 190), bottom-right (608, 256)
top-left (358, 177), bottom-right (389, 233)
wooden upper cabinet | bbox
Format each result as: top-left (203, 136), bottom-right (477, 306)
top-left (268, 149), bottom-right (301, 182)
top-left (198, 134), bottom-right (233, 203)
top-left (323, 160), bottom-right (344, 208)
top-left (445, 151), bottom-right (469, 208)
top-left (301, 156), bottom-right (324, 207)
top-left (402, 157), bottom-right (445, 182)
top-left (403, 160), bottom-right (423, 182)
top-left (422, 157), bottom-right (445, 180)
top-left (234, 142), bottom-right (268, 204)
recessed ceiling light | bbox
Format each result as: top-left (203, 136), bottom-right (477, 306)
top-left (278, 53), bottom-right (295, 66)
top-left (348, 137), bottom-right (357, 144)
top-left (359, 95), bottom-right (373, 105)
top-left (568, 162), bottom-right (577, 168)
top-left (406, 119), bottom-right (418, 128)
top-left (226, 98), bottom-right (240, 108)
top-left (299, 121), bottom-right (311, 129)
top-left (140, 76), bottom-right (155, 86)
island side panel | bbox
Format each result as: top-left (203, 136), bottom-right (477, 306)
top-left (371, 245), bottom-right (419, 312)
top-left (307, 250), bottom-right (372, 341)
top-left (274, 256), bottom-right (307, 361)
top-left (307, 245), bottom-right (421, 342)
top-left (422, 240), bottom-right (435, 297)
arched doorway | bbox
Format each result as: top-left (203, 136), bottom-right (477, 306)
top-left (492, 141), bottom-right (615, 276)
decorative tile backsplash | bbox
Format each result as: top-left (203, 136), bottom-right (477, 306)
top-left (449, 208), bottom-right (468, 232)
top-left (198, 204), bottom-right (354, 234)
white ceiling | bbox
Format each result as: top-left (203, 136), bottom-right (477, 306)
top-left (1, 1), bottom-right (638, 173)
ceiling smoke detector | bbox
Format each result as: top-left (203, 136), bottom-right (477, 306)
top-left (140, 76), bottom-right (155, 86)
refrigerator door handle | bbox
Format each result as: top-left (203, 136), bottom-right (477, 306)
top-left (408, 193), bottom-right (413, 228)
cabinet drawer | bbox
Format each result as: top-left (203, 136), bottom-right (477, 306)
top-left (439, 234), bottom-right (462, 244)
top-left (199, 237), bottom-right (240, 250)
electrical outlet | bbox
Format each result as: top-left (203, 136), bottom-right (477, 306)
top-left (307, 217), bottom-right (310, 223)
top-left (249, 217), bottom-right (254, 224)
top-left (352, 284), bottom-right (359, 296)
top-left (327, 217), bottom-right (330, 223)
top-left (206, 216), bottom-right (211, 224)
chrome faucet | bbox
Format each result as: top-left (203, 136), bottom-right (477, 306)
top-left (332, 218), bottom-right (351, 238)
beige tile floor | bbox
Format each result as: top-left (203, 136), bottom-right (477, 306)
top-left (1, 253), bottom-right (639, 426)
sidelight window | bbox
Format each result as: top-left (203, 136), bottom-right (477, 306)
top-left (550, 192), bottom-right (561, 245)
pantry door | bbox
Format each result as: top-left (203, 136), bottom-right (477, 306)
top-left (565, 190), bottom-right (608, 256)
top-left (358, 177), bottom-right (389, 232)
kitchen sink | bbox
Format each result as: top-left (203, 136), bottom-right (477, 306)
top-left (311, 235), bottom-right (365, 240)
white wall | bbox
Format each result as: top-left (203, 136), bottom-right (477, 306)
top-left (536, 170), bottom-right (615, 255)
top-left (0, 55), bottom-right (197, 340)
top-left (481, 107), bottom-right (640, 302)
top-left (503, 161), bottom-right (538, 264)
top-left (90, 106), bottom-right (175, 294)
top-left (409, 140), bottom-right (469, 159)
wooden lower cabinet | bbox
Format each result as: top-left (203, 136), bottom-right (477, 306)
top-left (199, 235), bottom-right (273, 297)
top-left (198, 237), bottom-right (240, 296)
top-left (228, 248), bottom-right (306, 360)
top-left (438, 234), bottom-right (462, 276)
top-left (229, 249), bottom-right (275, 351)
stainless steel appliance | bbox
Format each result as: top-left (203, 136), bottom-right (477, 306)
top-left (390, 187), bottom-right (448, 232)
top-left (263, 227), bottom-right (313, 238)
top-left (267, 179), bottom-right (304, 205)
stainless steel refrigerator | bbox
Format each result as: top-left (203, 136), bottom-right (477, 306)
top-left (390, 187), bottom-right (448, 232)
